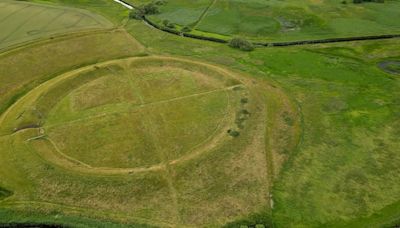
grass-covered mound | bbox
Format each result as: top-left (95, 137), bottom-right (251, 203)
top-left (0, 54), bottom-right (299, 225)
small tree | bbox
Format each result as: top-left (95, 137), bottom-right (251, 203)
top-left (181, 26), bottom-right (192, 33)
top-left (229, 37), bottom-right (254, 51)
top-left (143, 3), bottom-right (160, 14)
top-left (129, 9), bottom-right (144, 20)
top-left (227, 129), bottom-right (240, 137)
top-left (162, 19), bottom-right (176, 28)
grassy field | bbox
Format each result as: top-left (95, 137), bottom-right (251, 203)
top-left (0, 51), bottom-right (297, 225)
top-left (145, 0), bottom-right (400, 41)
top-left (124, 18), bottom-right (400, 227)
top-left (0, 29), bottom-right (144, 116)
top-left (0, 0), bottom-right (399, 227)
top-left (0, 0), bottom-right (113, 50)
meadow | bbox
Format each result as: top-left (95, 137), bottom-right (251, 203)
top-left (0, 7), bottom-right (298, 223)
top-left (0, 0), bottom-right (399, 227)
top-left (145, 0), bottom-right (400, 41)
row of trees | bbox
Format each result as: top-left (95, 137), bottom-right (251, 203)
top-left (129, 1), bottom-right (165, 19)
top-left (128, 1), bottom-right (254, 52)
top-left (352, 0), bottom-right (384, 3)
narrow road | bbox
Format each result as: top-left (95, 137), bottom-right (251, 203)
top-left (112, 0), bottom-right (400, 47)
top-left (113, 0), bottom-right (133, 10)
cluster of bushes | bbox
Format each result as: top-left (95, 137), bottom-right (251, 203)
top-left (227, 97), bottom-right (251, 138)
top-left (129, 2), bottom-right (255, 52)
top-left (353, 0), bottom-right (384, 3)
top-left (341, 0), bottom-right (384, 4)
top-left (129, 0), bottom-right (166, 20)
top-left (162, 19), bottom-right (175, 29)
top-left (229, 38), bottom-right (254, 51)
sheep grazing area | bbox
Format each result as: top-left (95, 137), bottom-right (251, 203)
top-left (141, 0), bottom-right (400, 41)
top-left (0, 0), bottom-right (400, 227)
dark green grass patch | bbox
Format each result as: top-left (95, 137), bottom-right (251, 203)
top-left (378, 60), bottom-right (400, 75)
top-left (145, 0), bottom-right (400, 41)
top-left (0, 187), bottom-right (12, 200)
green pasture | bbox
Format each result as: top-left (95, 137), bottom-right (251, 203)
top-left (125, 18), bottom-right (400, 227)
top-left (0, 0), bottom-right (399, 227)
top-left (148, 0), bottom-right (400, 41)
top-left (0, 0), bottom-right (113, 50)
top-left (0, 29), bottom-right (144, 117)
top-left (147, 0), bottom-right (211, 27)
top-left (0, 52), bottom-right (291, 225)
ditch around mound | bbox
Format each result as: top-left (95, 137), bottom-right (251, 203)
top-left (0, 56), bottom-right (251, 174)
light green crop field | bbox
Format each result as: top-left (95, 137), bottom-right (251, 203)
top-left (147, 0), bottom-right (400, 41)
top-left (0, 0), bottom-right (113, 50)
top-left (0, 0), bottom-right (400, 227)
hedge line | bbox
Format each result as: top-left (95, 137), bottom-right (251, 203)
top-left (142, 17), bottom-right (228, 43)
top-left (255, 34), bottom-right (400, 47)
top-left (0, 223), bottom-right (64, 228)
top-left (124, 1), bottom-right (400, 47)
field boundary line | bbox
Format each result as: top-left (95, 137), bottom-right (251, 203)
top-left (192, 0), bottom-right (217, 30)
top-left (117, 0), bottom-right (400, 47)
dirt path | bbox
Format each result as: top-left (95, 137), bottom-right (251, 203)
top-left (113, 0), bottom-right (133, 10)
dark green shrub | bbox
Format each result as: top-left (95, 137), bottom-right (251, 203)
top-left (227, 129), bottom-right (240, 137)
top-left (143, 3), bottom-right (160, 15)
top-left (241, 98), bottom-right (249, 104)
top-left (129, 10), bottom-right (144, 20)
top-left (129, 1), bottom-right (161, 20)
top-left (0, 187), bottom-right (12, 200)
top-left (162, 19), bottom-right (176, 29)
top-left (229, 38), bottom-right (254, 51)
top-left (181, 26), bottom-right (192, 32)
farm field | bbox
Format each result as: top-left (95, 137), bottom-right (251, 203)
top-left (0, 0), bottom-right (113, 50)
top-left (0, 0), bottom-right (400, 227)
top-left (145, 0), bottom-right (400, 41)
